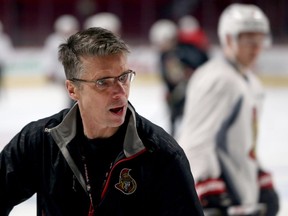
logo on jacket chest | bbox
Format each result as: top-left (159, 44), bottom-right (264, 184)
top-left (115, 168), bottom-right (137, 195)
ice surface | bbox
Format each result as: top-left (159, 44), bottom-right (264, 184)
top-left (0, 80), bottom-right (287, 215)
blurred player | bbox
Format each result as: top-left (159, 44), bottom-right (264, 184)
top-left (149, 19), bottom-right (209, 136)
top-left (178, 15), bottom-right (210, 52)
top-left (177, 3), bottom-right (279, 216)
top-left (0, 21), bottom-right (13, 96)
top-left (42, 14), bottom-right (79, 107)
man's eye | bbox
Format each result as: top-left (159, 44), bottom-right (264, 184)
top-left (96, 79), bottom-right (108, 86)
top-left (119, 74), bottom-right (128, 82)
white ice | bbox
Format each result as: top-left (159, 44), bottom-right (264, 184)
top-left (0, 81), bottom-right (287, 216)
top-left (0, 45), bottom-right (287, 215)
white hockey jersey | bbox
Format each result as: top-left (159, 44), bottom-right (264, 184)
top-left (177, 56), bottom-right (265, 205)
top-left (42, 33), bottom-right (67, 82)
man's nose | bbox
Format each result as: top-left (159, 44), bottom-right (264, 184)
top-left (112, 80), bottom-right (126, 96)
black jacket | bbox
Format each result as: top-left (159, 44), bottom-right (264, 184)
top-left (0, 102), bottom-right (203, 216)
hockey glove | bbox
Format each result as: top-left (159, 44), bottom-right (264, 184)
top-left (196, 178), bottom-right (233, 210)
top-left (258, 169), bottom-right (279, 216)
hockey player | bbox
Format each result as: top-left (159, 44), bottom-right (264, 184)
top-left (149, 19), bottom-right (209, 136)
top-left (0, 21), bottom-right (13, 97)
top-left (177, 3), bottom-right (279, 216)
top-left (42, 15), bottom-right (79, 107)
top-left (177, 15), bottom-right (210, 53)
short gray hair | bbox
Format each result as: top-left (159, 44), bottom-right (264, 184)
top-left (58, 27), bottom-right (130, 79)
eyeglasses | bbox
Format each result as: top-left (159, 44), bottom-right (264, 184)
top-left (69, 70), bottom-right (136, 91)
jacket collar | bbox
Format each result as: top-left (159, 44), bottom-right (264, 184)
top-left (49, 102), bottom-right (145, 157)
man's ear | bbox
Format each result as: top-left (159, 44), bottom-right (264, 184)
top-left (65, 80), bottom-right (78, 101)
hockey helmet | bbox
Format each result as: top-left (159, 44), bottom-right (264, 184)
top-left (178, 15), bottom-right (199, 33)
top-left (218, 3), bottom-right (271, 47)
top-left (54, 15), bottom-right (79, 36)
top-left (149, 19), bottom-right (177, 48)
top-left (84, 12), bottom-right (121, 35)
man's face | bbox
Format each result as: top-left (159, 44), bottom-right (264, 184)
top-left (69, 54), bottom-right (131, 135)
top-left (234, 32), bottom-right (267, 67)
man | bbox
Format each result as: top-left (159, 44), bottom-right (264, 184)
top-left (0, 27), bottom-right (203, 216)
top-left (177, 3), bottom-right (279, 216)
top-left (149, 19), bottom-right (209, 136)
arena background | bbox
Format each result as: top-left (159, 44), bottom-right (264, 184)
top-left (0, 0), bottom-right (288, 46)
top-left (0, 0), bottom-right (287, 215)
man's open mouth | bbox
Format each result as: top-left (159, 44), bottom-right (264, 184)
top-left (110, 106), bottom-right (124, 114)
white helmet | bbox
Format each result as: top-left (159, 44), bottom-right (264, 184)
top-left (178, 15), bottom-right (199, 33)
top-left (218, 3), bottom-right (270, 46)
top-left (149, 19), bottom-right (177, 48)
top-left (84, 12), bottom-right (121, 35)
top-left (54, 15), bottom-right (79, 36)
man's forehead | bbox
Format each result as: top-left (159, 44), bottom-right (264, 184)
top-left (238, 32), bottom-right (266, 37)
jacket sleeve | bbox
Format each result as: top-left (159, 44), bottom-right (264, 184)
top-left (154, 142), bottom-right (204, 216)
top-left (0, 122), bottom-right (42, 214)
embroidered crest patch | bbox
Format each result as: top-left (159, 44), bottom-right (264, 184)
top-left (115, 168), bottom-right (137, 195)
